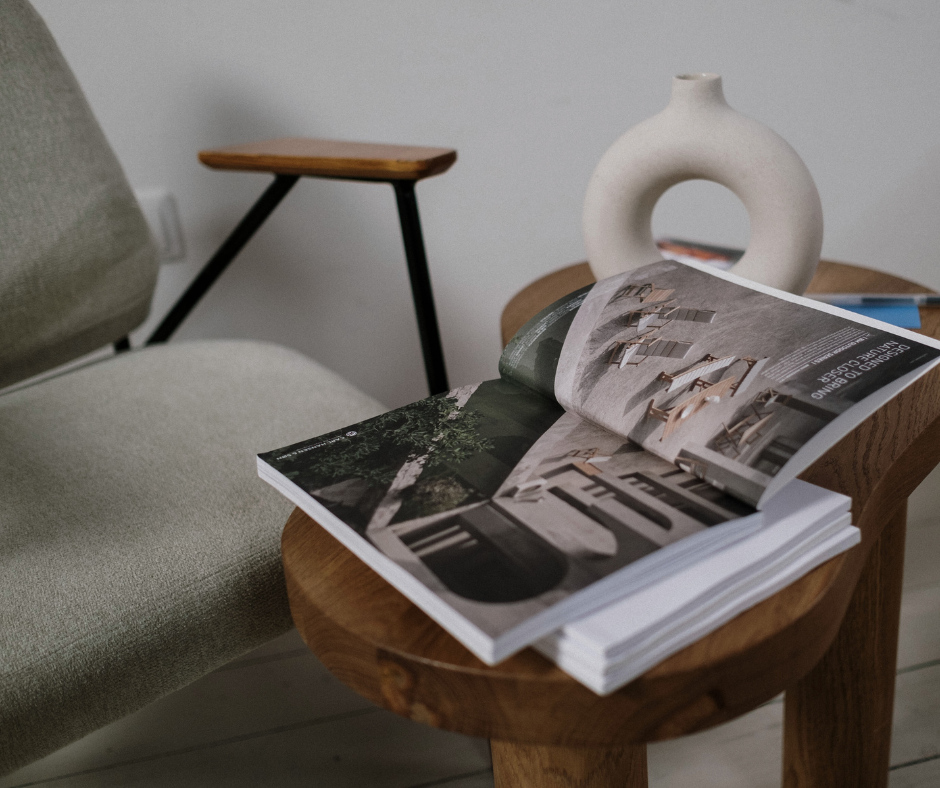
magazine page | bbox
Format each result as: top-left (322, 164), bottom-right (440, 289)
top-left (258, 382), bottom-right (758, 663)
top-left (554, 259), bottom-right (940, 507)
top-left (498, 284), bottom-right (593, 401)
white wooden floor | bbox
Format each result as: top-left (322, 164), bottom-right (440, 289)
top-left (4, 470), bottom-right (939, 788)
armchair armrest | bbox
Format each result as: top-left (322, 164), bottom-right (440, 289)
top-left (198, 137), bottom-right (457, 182)
top-left (183, 136), bottom-right (456, 394)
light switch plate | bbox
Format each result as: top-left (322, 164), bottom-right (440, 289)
top-left (134, 188), bottom-right (186, 262)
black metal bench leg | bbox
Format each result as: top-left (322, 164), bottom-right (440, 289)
top-left (392, 180), bottom-right (450, 395)
top-left (145, 172), bottom-right (450, 398)
top-left (147, 174), bottom-right (300, 345)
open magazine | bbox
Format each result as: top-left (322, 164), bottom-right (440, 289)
top-left (258, 259), bottom-right (940, 677)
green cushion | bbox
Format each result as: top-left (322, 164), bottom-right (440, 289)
top-left (0, 341), bottom-right (385, 774)
top-left (0, 0), bottom-right (159, 389)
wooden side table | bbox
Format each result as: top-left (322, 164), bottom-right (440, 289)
top-left (282, 260), bottom-right (940, 788)
top-left (147, 138), bottom-right (457, 395)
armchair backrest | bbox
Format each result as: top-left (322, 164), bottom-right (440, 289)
top-left (0, 0), bottom-right (159, 389)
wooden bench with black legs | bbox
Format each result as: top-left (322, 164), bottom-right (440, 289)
top-left (145, 138), bottom-right (456, 396)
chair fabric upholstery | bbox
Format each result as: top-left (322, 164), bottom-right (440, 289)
top-left (0, 340), bottom-right (385, 774)
top-left (0, 0), bottom-right (159, 389)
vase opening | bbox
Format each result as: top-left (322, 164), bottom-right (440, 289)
top-left (671, 73), bottom-right (726, 107)
top-left (675, 73), bottom-right (720, 82)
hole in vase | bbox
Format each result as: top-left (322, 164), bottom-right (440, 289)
top-left (651, 179), bottom-right (751, 259)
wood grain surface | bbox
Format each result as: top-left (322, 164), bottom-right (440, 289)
top-left (282, 260), bottom-right (940, 787)
top-left (783, 503), bottom-right (908, 788)
top-left (198, 137), bottom-right (456, 181)
top-left (491, 740), bottom-right (648, 787)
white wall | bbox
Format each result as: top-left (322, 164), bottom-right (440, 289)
top-left (32, 0), bottom-right (940, 408)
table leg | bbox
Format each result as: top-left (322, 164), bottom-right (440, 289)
top-left (782, 501), bottom-right (907, 787)
top-left (490, 741), bottom-right (647, 788)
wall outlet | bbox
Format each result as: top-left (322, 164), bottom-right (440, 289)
top-left (134, 188), bottom-right (186, 262)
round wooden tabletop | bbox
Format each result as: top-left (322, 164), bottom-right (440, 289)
top-left (282, 260), bottom-right (940, 762)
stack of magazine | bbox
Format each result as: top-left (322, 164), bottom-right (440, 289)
top-left (258, 258), bottom-right (940, 695)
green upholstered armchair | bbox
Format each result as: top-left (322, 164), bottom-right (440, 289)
top-left (0, 0), bottom-right (387, 773)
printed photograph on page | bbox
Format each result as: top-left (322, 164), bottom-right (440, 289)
top-left (554, 260), bottom-right (940, 504)
top-left (261, 381), bottom-right (750, 639)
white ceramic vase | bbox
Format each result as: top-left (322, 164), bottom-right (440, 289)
top-left (582, 73), bottom-right (823, 294)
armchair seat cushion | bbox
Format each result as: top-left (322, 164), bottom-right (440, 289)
top-left (0, 340), bottom-right (385, 774)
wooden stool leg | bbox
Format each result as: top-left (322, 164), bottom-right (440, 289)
top-left (783, 502), bottom-right (907, 788)
top-left (490, 740), bottom-right (647, 788)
